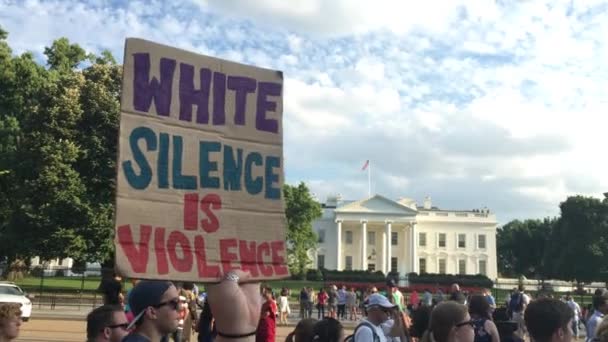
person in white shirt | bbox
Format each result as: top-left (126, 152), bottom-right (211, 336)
top-left (565, 295), bottom-right (581, 339)
top-left (354, 293), bottom-right (407, 342)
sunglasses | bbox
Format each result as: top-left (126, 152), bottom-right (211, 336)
top-left (153, 298), bottom-right (180, 311)
top-left (455, 320), bottom-right (475, 328)
top-left (107, 323), bottom-right (129, 330)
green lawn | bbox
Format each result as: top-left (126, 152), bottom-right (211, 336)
top-left (13, 276), bottom-right (322, 296)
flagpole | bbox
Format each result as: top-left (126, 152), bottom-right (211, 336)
top-left (368, 160), bottom-right (371, 198)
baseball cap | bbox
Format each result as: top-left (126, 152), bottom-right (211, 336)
top-left (366, 293), bottom-right (397, 309)
top-left (127, 280), bottom-right (173, 328)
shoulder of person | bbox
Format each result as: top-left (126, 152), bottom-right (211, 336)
top-left (121, 333), bottom-right (152, 342)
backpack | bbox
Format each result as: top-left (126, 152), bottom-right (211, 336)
top-left (345, 321), bottom-right (380, 342)
top-left (509, 293), bottom-right (524, 313)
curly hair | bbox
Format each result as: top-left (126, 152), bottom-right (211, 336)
top-left (0, 303), bottom-right (22, 321)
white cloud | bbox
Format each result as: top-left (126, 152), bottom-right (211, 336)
top-left (2, 0), bottom-right (608, 222)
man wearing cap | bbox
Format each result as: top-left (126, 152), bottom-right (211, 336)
top-left (354, 293), bottom-right (406, 342)
top-left (122, 280), bottom-right (180, 342)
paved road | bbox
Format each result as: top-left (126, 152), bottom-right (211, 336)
top-left (16, 318), bottom-right (354, 342)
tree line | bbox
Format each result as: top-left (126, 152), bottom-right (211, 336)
top-left (0, 28), bottom-right (322, 274)
top-left (497, 194), bottom-right (608, 283)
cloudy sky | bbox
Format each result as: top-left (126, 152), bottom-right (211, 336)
top-left (2, 0), bottom-right (608, 223)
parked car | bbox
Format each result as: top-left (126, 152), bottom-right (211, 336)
top-left (0, 282), bottom-right (33, 321)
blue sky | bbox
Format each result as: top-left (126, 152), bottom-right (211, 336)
top-left (2, 0), bottom-right (608, 223)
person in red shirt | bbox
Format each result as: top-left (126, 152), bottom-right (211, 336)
top-left (256, 287), bottom-right (277, 342)
top-left (317, 288), bottom-right (329, 319)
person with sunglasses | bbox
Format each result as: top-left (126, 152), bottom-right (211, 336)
top-left (122, 280), bottom-right (181, 342)
top-left (353, 293), bottom-right (408, 342)
top-left (86, 305), bottom-right (129, 342)
top-left (421, 301), bottom-right (474, 342)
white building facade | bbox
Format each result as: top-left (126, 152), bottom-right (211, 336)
top-left (311, 195), bottom-right (498, 280)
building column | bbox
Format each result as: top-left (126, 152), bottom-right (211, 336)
top-left (360, 220), bottom-right (367, 271)
top-left (385, 220), bottom-right (392, 274)
top-left (381, 229), bottom-right (387, 274)
top-left (410, 222), bottom-right (417, 273)
top-left (401, 226), bottom-right (408, 275)
top-left (336, 220), bottom-right (343, 270)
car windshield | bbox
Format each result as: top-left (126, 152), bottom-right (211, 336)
top-left (0, 286), bottom-right (24, 296)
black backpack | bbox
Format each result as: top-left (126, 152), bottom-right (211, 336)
top-left (344, 321), bottom-right (380, 342)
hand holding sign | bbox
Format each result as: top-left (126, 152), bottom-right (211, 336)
top-left (114, 38), bottom-right (289, 282)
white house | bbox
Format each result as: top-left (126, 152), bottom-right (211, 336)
top-left (310, 194), bottom-right (498, 280)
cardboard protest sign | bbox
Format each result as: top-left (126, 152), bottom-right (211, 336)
top-left (114, 38), bottom-right (289, 282)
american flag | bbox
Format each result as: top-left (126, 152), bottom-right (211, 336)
top-left (361, 160), bottom-right (369, 171)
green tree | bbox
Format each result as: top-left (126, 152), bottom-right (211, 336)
top-left (0, 28), bottom-right (120, 266)
top-left (283, 182), bottom-right (322, 278)
top-left (497, 218), bottom-right (555, 278)
top-left (544, 196), bottom-right (608, 282)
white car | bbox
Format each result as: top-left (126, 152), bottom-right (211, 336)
top-left (0, 282), bottom-right (32, 321)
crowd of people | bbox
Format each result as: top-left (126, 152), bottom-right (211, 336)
top-left (3, 272), bottom-right (608, 342)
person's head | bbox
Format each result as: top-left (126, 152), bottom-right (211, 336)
top-left (320, 288), bottom-right (325, 294)
top-left (0, 303), bottom-right (22, 341)
top-left (468, 295), bottom-right (491, 320)
top-left (113, 272), bottom-right (122, 281)
top-left (425, 301), bottom-right (473, 342)
top-left (451, 283), bottom-right (460, 293)
top-left (518, 285), bottom-right (524, 292)
top-left (365, 293), bottom-right (396, 325)
top-left (182, 282), bottom-right (194, 291)
top-left (351, 287), bottom-right (356, 292)
top-left (128, 280), bottom-right (180, 335)
top-left (312, 317), bottom-right (344, 342)
top-left (411, 305), bottom-right (432, 338)
top-left (594, 294), bottom-right (608, 314)
top-left (371, 286), bottom-right (378, 293)
top-left (86, 305), bottom-right (129, 342)
top-left (285, 318), bottom-right (317, 342)
top-left (525, 298), bottom-right (573, 342)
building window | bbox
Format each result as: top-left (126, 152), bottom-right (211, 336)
top-left (419, 258), bottom-right (427, 274)
top-left (478, 234), bottom-right (486, 249)
top-left (391, 232), bottom-right (398, 246)
top-left (391, 257), bottom-right (398, 273)
top-left (419, 232), bottom-right (427, 247)
top-left (345, 256), bottom-right (353, 270)
top-left (368, 231), bottom-right (375, 245)
top-left (458, 234), bottom-right (466, 248)
top-left (478, 260), bottom-right (487, 275)
top-left (345, 231), bottom-right (353, 244)
top-left (317, 255), bottom-right (325, 269)
top-left (438, 259), bottom-right (446, 274)
top-left (368, 263), bottom-right (376, 272)
top-left (458, 259), bottom-right (466, 275)
top-left (438, 233), bottom-right (446, 248)
top-left (318, 229), bottom-right (325, 243)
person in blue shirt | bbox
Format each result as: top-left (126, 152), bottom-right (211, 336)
top-left (586, 293), bottom-right (608, 342)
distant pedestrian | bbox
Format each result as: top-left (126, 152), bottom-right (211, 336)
top-left (279, 288), bottom-right (291, 325)
top-left (468, 295), bottom-right (500, 342)
top-left (86, 305), bottom-right (129, 342)
top-left (565, 294), bottom-right (582, 339)
top-left (586, 293), bottom-right (608, 342)
top-left (317, 288), bottom-right (328, 319)
top-left (347, 288), bottom-right (358, 321)
top-left (257, 287), bottom-right (278, 342)
top-left (300, 287), bottom-right (310, 319)
top-left (99, 273), bottom-right (123, 306)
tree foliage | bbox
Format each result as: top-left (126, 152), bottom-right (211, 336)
top-left (283, 182), bottom-right (322, 277)
top-left (0, 27), bottom-right (121, 265)
top-left (498, 195), bottom-right (608, 282)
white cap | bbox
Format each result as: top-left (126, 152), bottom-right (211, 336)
top-left (366, 293), bottom-right (397, 309)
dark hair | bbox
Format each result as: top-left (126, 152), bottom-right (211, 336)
top-left (411, 305), bottom-right (432, 338)
top-left (312, 317), bottom-right (343, 342)
top-left (469, 295), bottom-right (491, 320)
top-left (422, 301), bottom-right (468, 342)
top-left (86, 305), bottom-right (122, 340)
top-left (285, 318), bottom-right (317, 342)
top-left (518, 285), bottom-right (524, 292)
top-left (593, 294), bottom-right (608, 310)
top-left (183, 282), bottom-right (194, 291)
top-left (525, 298), bottom-right (573, 342)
